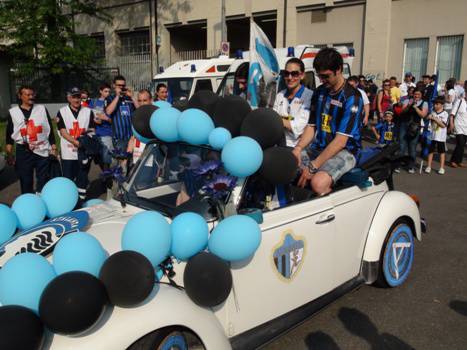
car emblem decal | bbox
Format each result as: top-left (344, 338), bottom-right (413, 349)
top-left (272, 231), bottom-right (306, 281)
top-left (0, 211), bottom-right (89, 267)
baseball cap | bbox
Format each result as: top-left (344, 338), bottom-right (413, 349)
top-left (384, 110), bottom-right (394, 116)
top-left (404, 72), bottom-right (413, 77)
top-left (67, 87), bottom-right (81, 96)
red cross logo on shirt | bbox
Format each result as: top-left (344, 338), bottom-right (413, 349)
top-left (69, 121), bottom-right (85, 139)
top-left (20, 120), bottom-right (43, 142)
top-left (135, 138), bottom-right (141, 147)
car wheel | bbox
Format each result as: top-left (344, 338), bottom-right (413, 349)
top-left (128, 327), bottom-right (204, 350)
top-left (376, 219), bottom-right (414, 288)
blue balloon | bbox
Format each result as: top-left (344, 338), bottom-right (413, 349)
top-left (208, 215), bottom-right (262, 262)
top-left (150, 107), bottom-right (181, 142)
top-left (221, 136), bottom-right (263, 177)
top-left (41, 177), bottom-right (78, 218)
top-left (82, 198), bottom-right (105, 208)
top-left (177, 108), bottom-right (215, 145)
top-left (122, 211), bottom-right (171, 267)
top-left (154, 100), bottom-right (172, 109)
top-left (171, 212), bottom-right (208, 260)
top-left (132, 126), bottom-right (152, 144)
top-left (12, 194), bottom-right (47, 230)
top-left (209, 127), bottom-right (232, 150)
top-left (53, 232), bottom-right (107, 277)
top-left (0, 253), bottom-right (56, 312)
top-left (0, 204), bottom-right (17, 245)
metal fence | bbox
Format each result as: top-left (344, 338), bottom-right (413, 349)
top-left (115, 54), bottom-right (152, 92)
top-left (170, 49), bottom-right (220, 64)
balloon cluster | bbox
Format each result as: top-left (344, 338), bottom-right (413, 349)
top-left (0, 177), bottom-right (79, 246)
top-left (131, 91), bottom-right (297, 182)
top-left (0, 206), bottom-right (262, 347)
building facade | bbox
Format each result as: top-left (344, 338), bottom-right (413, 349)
top-left (73, 0), bottom-right (466, 87)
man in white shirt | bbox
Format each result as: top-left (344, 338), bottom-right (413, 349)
top-left (348, 76), bottom-right (370, 126)
top-left (400, 72), bottom-right (416, 98)
top-left (449, 95), bottom-right (467, 167)
top-left (273, 57), bottom-right (313, 148)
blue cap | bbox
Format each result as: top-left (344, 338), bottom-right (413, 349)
top-left (67, 87), bottom-right (81, 96)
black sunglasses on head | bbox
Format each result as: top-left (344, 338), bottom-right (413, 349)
top-left (282, 70), bottom-right (301, 78)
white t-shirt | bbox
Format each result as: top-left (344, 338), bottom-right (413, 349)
top-left (430, 111), bottom-right (449, 142)
top-left (358, 88), bottom-right (370, 105)
top-left (400, 82), bottom-right (416, 97)
top-left (444, 89), bottom-right (456, 110)
top-left (452, 98), bottom-right (467, 135)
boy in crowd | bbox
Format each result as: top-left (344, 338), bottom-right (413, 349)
top-left (371, 111), bottom-right (396, 145)
top-left (89, 83), bottom-right (113, 170)
top-left (425, 97), bottom-right (449, 175)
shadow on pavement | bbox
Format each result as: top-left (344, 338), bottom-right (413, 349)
top-left (449, 300), bottom-right (467, 317)
top-left (338, 307), bottom-right (414, 350)
top-left (305, 331), bottom-right (340, 350)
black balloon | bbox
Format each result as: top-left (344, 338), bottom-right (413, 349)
top-left (240, 108), bottom-right (284, 149)
top-left (187, 90), bottom-right (220, 116)
top-left (183, 252), bottom-right (232, 307)
top-left (39, 271), bottom-right (108, 335)
top-left (132, 104), bottom-right (158, 138)
top-left (212, 95), bottom-right (251, 137)
top-left (0, 305), bottom-right (44, 350)
top-left (99, 251), bottom-right (155, 307)
top-left (260, 147), bottom-right (299, 185)
top-left (172, 98), bottom-right (189, 112)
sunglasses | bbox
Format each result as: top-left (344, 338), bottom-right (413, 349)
top-left (282, 70), bottom-right (301, 78)
top-left (384, 84), bottom-right (390, 87)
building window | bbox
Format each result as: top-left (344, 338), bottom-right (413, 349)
top-left (311, 9), bottom-right (327, 23)
top-left (333, 43), bottom-right (353, 48)
top-left (436, 35), bottom-right (464, 82)
top-left (90, 34), bottom-right (106, 59)
top-left (403, 38), bottom-right (429, 81)
top-left (119, 30), bottom-right (150, 56)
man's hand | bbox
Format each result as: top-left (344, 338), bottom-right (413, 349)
top-left (50, 145), bottom-right (57, 157)
top-left (292, 146), bottom-right (302, 166)
top-left (297, 167), bottom-right (313, 188)
top-left (115, 86), bottom-right (122, 97)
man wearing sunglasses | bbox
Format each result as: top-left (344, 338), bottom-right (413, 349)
top-left (294, 48), bottom-right (363, 195)
top-left (273, 58), bottom-right (313, 148)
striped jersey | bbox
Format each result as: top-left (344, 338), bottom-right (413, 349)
top-left (105, 95), bottom-right (135, 141)
top-left (374, 121), bottom-right (395, 145)
top-left (308, 83), bottom-right (363, 154)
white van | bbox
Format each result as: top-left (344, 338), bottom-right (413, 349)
top-left (150, 56), bottom-right (234, 103)
top-left (217, 45), bottom-right (354, 98)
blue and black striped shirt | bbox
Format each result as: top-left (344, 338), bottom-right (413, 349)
top-left (105, 95), bottom-right (135, 141)
top-left (308, 83), bottom-right (363, 154)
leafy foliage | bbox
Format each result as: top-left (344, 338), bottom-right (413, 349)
top-left (0, 0), bottom-right (110, 75)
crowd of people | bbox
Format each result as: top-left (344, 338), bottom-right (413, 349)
top-left (4, 47), bottom-right (467, 201)
top-left (4, 75), bottom-right (169, 199)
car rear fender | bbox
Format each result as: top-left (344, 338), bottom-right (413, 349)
top-left (48, 284), bottom-right (231, 350)
top-left (362, 190), bottom-right (421, 264)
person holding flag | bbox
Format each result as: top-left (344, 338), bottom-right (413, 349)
top-left (247, 21), bottom-right (280, 108)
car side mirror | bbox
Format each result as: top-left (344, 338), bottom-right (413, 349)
top-left (239, 208), bottom-right (263, 224)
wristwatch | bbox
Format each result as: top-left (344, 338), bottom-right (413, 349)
top-left (307, 162), bottom-right (318, 174)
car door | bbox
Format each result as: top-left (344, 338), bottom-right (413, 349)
top-left (329, 185), bottom-right (387, 283)
top-left (227, 196), bottom-right (338, 336)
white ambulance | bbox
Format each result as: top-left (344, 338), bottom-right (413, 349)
top-left (217, 45), bottom-right (354, 98)
top-left (150, 56), bottom-right (235, 103)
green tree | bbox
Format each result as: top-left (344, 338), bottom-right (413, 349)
top-left (0, 0), bottom-right (110, 99)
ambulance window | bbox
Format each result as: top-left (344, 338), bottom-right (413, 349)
top-left (194, 79), bottom-right (213, 92)
top-left (217, 65), bottom-right (230, 72)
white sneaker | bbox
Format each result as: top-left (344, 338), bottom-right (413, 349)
top-left (394, 168), bottom-right (401, 173)
top-left (438, 168), bottom-right (445, 175)
top-left (424, 167), bottom-right (431, 174)
top-left (408, 168), bottom-right (415, 174)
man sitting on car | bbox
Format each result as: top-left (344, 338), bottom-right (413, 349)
top-left (293, 48), bottom-right (363, 195)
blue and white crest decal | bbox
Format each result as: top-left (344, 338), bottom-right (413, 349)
top-left (0, 211), bottom-right (89, 266)
top-left (272, 231), bottom-right (306, 281)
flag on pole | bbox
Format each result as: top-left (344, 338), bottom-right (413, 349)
top-left (247, 21), bottom-right (279, 108)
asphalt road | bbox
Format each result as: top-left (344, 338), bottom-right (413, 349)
top-left (0, 142), bottom-right (466, 350)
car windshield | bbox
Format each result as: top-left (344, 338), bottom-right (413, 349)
top-left (125, 143), bottom-right (237, 217)
top-left (151, 78), bottom-right (194, 102)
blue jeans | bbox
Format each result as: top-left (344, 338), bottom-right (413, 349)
top-left (399, 122), bottom-right (420, 169)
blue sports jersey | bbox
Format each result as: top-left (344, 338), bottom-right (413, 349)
top-left (89, 98), bottom-right (112, 137)
top-left (308, 83), bottom-right (363, 154)
top-left (374, 121), bottom-right (395, 145)
top-left (105, 95), bottom-right (135, 141)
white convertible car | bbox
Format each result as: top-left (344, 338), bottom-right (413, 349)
top-left (47, 142), bottom-right (424, 350)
